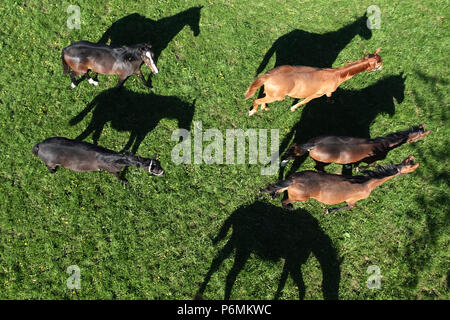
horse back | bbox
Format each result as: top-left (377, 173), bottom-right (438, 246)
top-left (36, 137), bottom-right (117, 172)
top-left (309, 136), bottom-right (376, 164)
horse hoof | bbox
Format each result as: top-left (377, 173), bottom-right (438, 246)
top-left (88, 79), bottom-right (98, 86)
top-left (248, 110), bottom-right (255, 116)
top-left (324, 208), bottom-right (330, 214)
top-left (290, 107), bottom-right (296, 112)
top-left (71, 83), bottom-right (76, 88)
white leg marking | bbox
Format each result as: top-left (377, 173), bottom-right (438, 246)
top-left (71, 83), bottom-right (76, 88)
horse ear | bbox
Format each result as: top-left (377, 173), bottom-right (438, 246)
top-left (375, 47), bottom-right (381, 54)
top-left (153, 153), bottom-right (158, 159)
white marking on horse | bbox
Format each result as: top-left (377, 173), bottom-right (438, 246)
top-left (88, 78), bottom-right (98, 86)
top-left (146, 52), bottom-right (158, 74)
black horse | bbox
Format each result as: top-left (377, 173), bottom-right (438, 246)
top-left (69, 88), bottom-right (195, 154)
top-left (32, 137), bottom-right (164, 183)
top-left (62, 41), bottom-right (158, 90)
top-left (196, 201), bottom-right (341, 300)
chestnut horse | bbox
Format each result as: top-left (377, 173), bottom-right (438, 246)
top-left (281, 123), bottom-right (430, 171)
top-left (260, 156), bottom-right (419, 213)
top-left (245, 48), bottom-right (382, 116)
top-left (32, 137), bottom-right (164, 183)
top-left (61, 41), bottom-right (158, 90)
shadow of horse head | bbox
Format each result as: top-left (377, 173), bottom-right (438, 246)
top-left (98, 6), bottom-right (202, 63)
top-left (69, 88), bottom-right (195, 154)
top-left (256, 13), bottom-right (371, 75)
top-left (279, 73), bottom-right (406, 178)
top-left (195, 201), bottom-right (341, 300)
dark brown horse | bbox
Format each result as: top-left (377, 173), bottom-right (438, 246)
top-left (32, 137), bottom-right (164, 183)
top-left (281, 123), bottom-right (430, 171)
top-left (245, 48), bottom-right (382, 116)
top-left (61, 41), bottom-right (158, 90)
top-left (260, 156), bottom-right (419, 213)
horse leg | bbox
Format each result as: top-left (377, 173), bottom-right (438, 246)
top-left (46, 164), bottom-right (57, 173)
top-left (86, 70), bottom-right (98, 86)
top-left (291, 93), bottom-right (323, 112)
top-left (325, 203), bottom-right (356, 214)
top-left (116, 74), bottom-right (129, 89)
top-left (314, 161), bottom-right (328, 172)
top-left (69, 70), bottom-right (85, 88)
top-left (249, 95), bottom-right (279, 116)
top-left (136, 68), bottom-right (153, 91)
top-left (112, 171), bottom-right (128, 184)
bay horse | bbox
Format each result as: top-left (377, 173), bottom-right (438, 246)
top-left (32, 137), bottom-right (164, 183)
top-left (281, 123), bottom-right (430, 171)
top-left (245, 48), bottom-right (382, 116)
top-left (61, 41), bottom-right (158, 90)
top-left (260, 156), bottom-right (419, 213)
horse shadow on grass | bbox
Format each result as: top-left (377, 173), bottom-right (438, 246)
top-left (278, 74), bottom-right (406, 178)
top-left (256, 13), bottom-right (372, 75)
top-left (252, 13), bottom-right (372, 109)
top-left (195, 201), bottom-right (341, 300)
top-left (69, 88), bottom-right (195, 154)
top-left (98, 6), bottom-right (202, 89)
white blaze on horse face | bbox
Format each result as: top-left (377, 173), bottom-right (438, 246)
top-left (145, 51), bottom-right (158, 74)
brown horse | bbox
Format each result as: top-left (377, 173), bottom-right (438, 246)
top-left (61, 41), bottom-right (158, 90)
top-left (281, 123), bottom-right (430, 171)
top-left (245, 48), bottom-right (382, 116)
top-left (260, 156), bottom-right (419, 213)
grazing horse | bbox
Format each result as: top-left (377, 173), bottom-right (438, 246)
top-left (61, 41), bottom-right (158, 90)
top-left (281, 123), bottom-right (430, 171)
top-left (32, 137), bottom-right (164, 183)
top-left (245, 48), bottom-right (382, 116)
top-left (260, 156), bottom-right (419, 213)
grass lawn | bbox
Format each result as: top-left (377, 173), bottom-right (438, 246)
top-left (0, 0), bottom-right (448, 299)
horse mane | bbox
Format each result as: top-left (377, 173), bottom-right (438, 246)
top-left (371, 125), bottom-right (421, 146)
top-left (116, 44), bottom-right (146, 61)
top-left (361, 163), bottom-right (400, 179)
top-left (98, 152), bottom-right (149, 168)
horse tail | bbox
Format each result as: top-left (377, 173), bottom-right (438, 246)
top-left (244, 74), bottom-right (270, 99)
top-left (32, 143), bottom-right (40, 156)
top-left (281, 142), bottom-right (315, 165)
top-left (61, 49), bottom-right (70, 74)
top-left (259, 177), bottom-right (293, 194)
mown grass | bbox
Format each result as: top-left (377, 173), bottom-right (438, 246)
top-left (0, 0), bottom-right (448, 299)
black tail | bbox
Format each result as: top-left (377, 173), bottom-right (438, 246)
top-left (282, 142), bottom-right (315, 162)
top-left (32, 143), bottom-right (40, 156)
top-left (61, 49), bottom-right (70, 74)
top-left (259, 177), bottom-right (294, 194)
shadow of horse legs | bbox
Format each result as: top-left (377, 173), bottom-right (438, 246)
top-left (196, 201), bottom-right (341, 300)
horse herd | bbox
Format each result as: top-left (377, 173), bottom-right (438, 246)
top-left (32, 39), bottom-right (430, 213)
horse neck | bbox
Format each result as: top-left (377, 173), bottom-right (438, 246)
top-left (334, 59), bottom-right (370, 82)
top-left (372, 129), bottom-right (410, 150)
top-left (103, 152), bottom-right (146, 168)
top-left (364, 172), bottom-right (400, 191)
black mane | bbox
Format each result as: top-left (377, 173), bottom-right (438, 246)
top-left (361, 163), bottom-right (400, 179)
top-left (371, 125), bottom-right (422, 146)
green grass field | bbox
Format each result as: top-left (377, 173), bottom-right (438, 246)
top-left (0, 0), bottom-right (448, 300)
